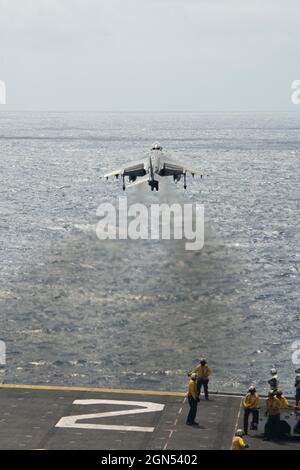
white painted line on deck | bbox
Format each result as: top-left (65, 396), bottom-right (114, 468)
top-left (163, 395), bottom-right (187, 451)
top-left (230, 397), bottom-right (243, 450)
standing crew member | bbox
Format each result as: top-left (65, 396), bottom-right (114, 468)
top-left (264, 391), bottom-right (281, 440)
top-left (243, 386), bottom-right (259, 434)
top-left (186, 373), bottom-right (199, 426)
top-left (192, 358), bottom-right (212, 400)
top-left (295, 371), bottom-right (300, 406)
top-left (268, 368), bottom-right (279, 392)
top-left (276, 390), bottom-right (289, 409)
top-left (232, 429), bottom-right (249, 450)
top-left (275, 390), bottom-right (291, 438)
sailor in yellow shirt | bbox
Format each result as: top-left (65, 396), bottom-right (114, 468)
top-left (264, 391), bottom-right (281, 440)
top-left (275, 390), bottom-right (289, 409)
top-left (186, 373), bottom-right (200, 426)
top-left (243, 386), bottom-right (259, 434)
top-left (192, 358), bottom-right (212, 400)
top-left (232, 429), bottom-right (249, 450)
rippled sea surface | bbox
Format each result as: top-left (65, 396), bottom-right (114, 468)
top-left (0, 111), bottom-right (299, 394)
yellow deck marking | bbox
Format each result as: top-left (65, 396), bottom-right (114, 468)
top-left (0, 383), bottom-right (186, 397)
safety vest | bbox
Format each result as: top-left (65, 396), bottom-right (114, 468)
top-left (266, 397), bottom-right (281, 415)
top-left (277, 396), bottom-right (289, 408)
top-left (193, 365), bottom-right (211, 380)
top-left (243, 393), bottom-right (259, 409)
top-left (188, 380), bottom-right (198, 400)
top-left (232, 436), bottom-right (246, 450)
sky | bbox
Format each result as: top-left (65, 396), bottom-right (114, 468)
top-left (0, 0), bottom-right (299, 111)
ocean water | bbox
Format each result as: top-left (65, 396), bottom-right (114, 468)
top-left (0, 111), bottom-right (299, 395)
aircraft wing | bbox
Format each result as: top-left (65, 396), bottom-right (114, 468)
top-left (159, 157), bottom-right (204, 177)
top-left (104, 158), bottom-right (148, 179)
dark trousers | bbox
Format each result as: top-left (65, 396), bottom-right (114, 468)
top-left (197, 379), bottom-right (209, 399)
top-left (264, 414), bottom-right (280, 440)
top-left (186, 395), bottom-right (198, 424)
top-left (243, 408), bottom-right (259, 433)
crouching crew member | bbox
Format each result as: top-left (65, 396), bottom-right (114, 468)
top-left (243, 386), bottom-right (259, 434)
top-left (192, 358), bottom-right (212, 400)
top-left (232, 429), bottom-right (249, 450)
top-left (186, 373), bottom-right (199, 426)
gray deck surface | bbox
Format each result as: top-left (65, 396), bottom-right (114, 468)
top-left (0, 385), bottom-right (299, 450)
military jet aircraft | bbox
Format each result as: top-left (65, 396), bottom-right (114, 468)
top-left (104, 143), bottom-right (203, 191)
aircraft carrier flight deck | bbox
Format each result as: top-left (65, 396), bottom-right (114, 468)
top-left (0, 384), bottom-right (299, 451)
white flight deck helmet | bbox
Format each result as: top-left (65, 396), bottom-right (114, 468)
top-left (270, 368), bottom-right (277, 376)
top-left (191, 373), bottom-right (197, 380)
top-left (235, 429), bottom-right (245, 437)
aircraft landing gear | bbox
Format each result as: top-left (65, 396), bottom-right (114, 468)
top-left (150, 180), bottom-right (159, 191)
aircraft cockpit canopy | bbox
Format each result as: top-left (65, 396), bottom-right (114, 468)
top-left (151, 143), bottom-right (163, 151)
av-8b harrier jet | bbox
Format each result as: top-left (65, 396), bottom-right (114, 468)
top-left (104, 143), bottom-right (203, 191)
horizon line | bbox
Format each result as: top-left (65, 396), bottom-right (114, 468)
top-left (1, 109), bottom-right (300, 114)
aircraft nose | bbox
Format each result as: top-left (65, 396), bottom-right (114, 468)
top-left (151, 143), bottom-right (162, 151)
